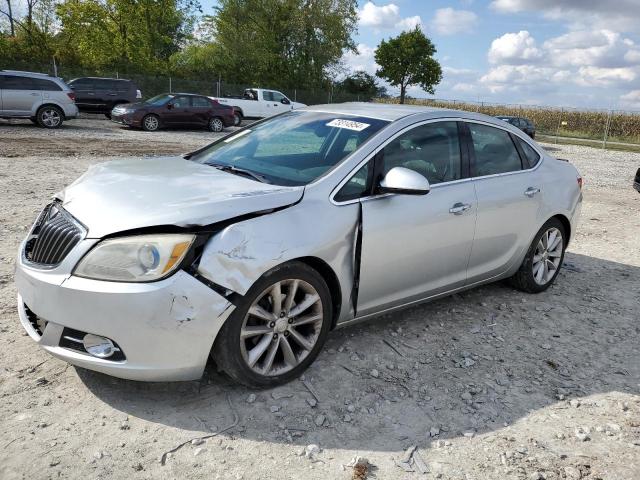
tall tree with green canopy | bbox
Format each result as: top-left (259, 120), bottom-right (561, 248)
top-left (374, 27), bottom-right (442, 104)
top-left (209, 0), bottom-right (358, 89)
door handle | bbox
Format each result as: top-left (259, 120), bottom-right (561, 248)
top-left (524, 187), bottom-right (541, 197)
top-left (30, 92), bottom-right (40, 96)
top-left (449, 202), bottom-right (471, 215)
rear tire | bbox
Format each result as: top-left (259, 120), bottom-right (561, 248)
top-left (36, 106), bottom-right (64, 128)
top-left (509, 218), bottom-right (566, 293)
top-left (232, 110), bottom-right (242, 127)
top-left (142, 114), bottom-right (159, 132)
top-left (212, 261), bottom-right (332, 388)
top-left (208, 117), bottom-right (224, 132)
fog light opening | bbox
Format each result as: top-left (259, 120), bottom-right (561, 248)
top-left (82, 334), bottom-right (119, 359)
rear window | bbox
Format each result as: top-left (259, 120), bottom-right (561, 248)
top-left (32, 78), bottom-right (62, 91)
top-left (515, 137), bottom-right (541, 168)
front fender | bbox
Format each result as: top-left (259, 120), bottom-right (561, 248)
top-left (196, 199), bottom-right (360, 323)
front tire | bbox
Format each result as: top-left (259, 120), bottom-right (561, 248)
top-left (213, 261), bottom-right (332, 388)
top-left (142, 114), bottom-right (160, 131)
top-left (509, 218), bottom-right (566, 293)
top-left (36, 106), bottom-right (64, 128)
top-left (232, 110), bottom-right (242, 127)
top-left (208, 117), bottom-right (224, 132)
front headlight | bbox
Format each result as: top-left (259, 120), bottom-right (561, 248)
top-left (74, 234), bottom-right (195, 282)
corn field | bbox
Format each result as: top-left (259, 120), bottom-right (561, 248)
top-left (377, 97), bottom-right (640, 149)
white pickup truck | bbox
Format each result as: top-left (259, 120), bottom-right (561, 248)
top-left (210, 88), bottom-right (306, 126)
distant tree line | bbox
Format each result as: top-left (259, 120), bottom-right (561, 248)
top-left (1, 0), bottom-right (441, 102)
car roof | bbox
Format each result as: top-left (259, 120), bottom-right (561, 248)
top-left (72, 77), bottom-right (132, 81)
top-left (1, 70), bottom-right (55, 78)
top-left (302, 102), bottom-right (518, 126)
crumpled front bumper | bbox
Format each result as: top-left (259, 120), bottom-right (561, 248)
top-left (15, 242), bottom-right (235, 381)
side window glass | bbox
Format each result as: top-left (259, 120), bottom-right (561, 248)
top-left (172, 96), bottom-right (190, 108)
top-left (263, 91), bottom-right (274, 101)
top-left (32, 78), bottom-right (62, 91)
top-left (192, 96), bottom-right (210, 107)
top-left (381, 121), bottom-right (461, 185)
top-left (3, 75), bottom-right (35, 90)
top-left (271, 91), bottom-right (285, 102)
top-left (469, 123), bottom-right (522, 176)
top-left (516, 137), bottom-right (540, 168)
top-left (335, 162), bottom-right (371, 202)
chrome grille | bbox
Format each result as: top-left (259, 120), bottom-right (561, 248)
top-left (24, 203), bottom-right (83, 266)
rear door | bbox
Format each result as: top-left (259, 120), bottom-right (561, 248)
top-left (465, 121), bottom-right (543, 284)
top-left (0, 75), bottom-right (42, 115)
top-left (69, 79), bottom-right (97, 111)
top-left (354, 121), bottom-right (477, 316)
top-left (190, 96), bottom-right (213, 126)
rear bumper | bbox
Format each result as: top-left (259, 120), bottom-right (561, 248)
top-left (15, 245), bottom-right (235, 381)
top-left (63, 104), bottom-right (79, 119)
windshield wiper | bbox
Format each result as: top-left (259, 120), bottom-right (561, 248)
top-left (209, 163), bottom-right (269, 184)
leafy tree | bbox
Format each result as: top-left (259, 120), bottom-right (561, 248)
top-left (339, 70), bottom-right (387, 100)
top-left (210, 0), bottom-right (358, 89)
top-left (374, 27), bottom-right (442, 104)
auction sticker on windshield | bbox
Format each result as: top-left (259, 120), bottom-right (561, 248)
top-left (326, 119), bottom-right (370, 131)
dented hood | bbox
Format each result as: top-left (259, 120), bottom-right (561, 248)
top-left (58, 156), bottom-right (304, 238)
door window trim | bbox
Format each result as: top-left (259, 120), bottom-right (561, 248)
top-left (330, 117), bottom-right (469, 206)
top-left (460, 119), bottom-right (544, 182)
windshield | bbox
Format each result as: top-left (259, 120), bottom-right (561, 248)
top-left (190, 111), bottom-right (388, 186)
top-left (144, 94), bottom-right (174, 106)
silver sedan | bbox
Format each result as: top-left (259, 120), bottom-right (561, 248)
top-left (15, 104), bottom-right (582, 387)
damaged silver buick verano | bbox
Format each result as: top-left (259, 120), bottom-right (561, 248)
top-left (15, 104), bottom-right (582, 387)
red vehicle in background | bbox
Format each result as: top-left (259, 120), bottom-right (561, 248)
top-left (110, 93), bottom-right (235, 132)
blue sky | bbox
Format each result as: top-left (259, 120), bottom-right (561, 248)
top-left (200, 1), bottom-right (640, 110)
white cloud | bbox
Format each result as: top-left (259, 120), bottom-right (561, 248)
top-left (620, 90), bottom-right (640, 108)
top-left (576, 66), bottom-right (637, 86)
top-left (544, 30), bottom-right (631, 68)
top-left (488, 31), bottom-right (543, 65)
top-left (342, 43), bottom-right (378, 75)
top-left (358, 2), bottom-right (422, 31)
top-left (431, 8), bottom-right (478, 35)
top-left (452, 82), bottom-right (476, 93)
top-left (489, 0), bottom-right (640, 32)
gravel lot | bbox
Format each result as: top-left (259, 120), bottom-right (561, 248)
top-left (1, 117), bottom-right (639, 480)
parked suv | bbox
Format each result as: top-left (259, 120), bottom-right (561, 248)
top-left (0, 70), bottom-right (78, 128)
top-left (67, 77), bottom-right (142, 118)
top-left (496, 116), bottom-right (536, 139)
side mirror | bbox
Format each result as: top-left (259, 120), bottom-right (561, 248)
top-left (281, 98), bottom-right (290, 105)
top-left (379, 167), bottom-right (430, 195)
top-left (166, 103), bottom-right (173, 110)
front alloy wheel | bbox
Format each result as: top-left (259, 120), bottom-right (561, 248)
top-left (240, 279), bottom-right (323, 376)
top-left (142, 114), bottom-right (159, 131)
top-left (213, 261), bottom-right (332, 387)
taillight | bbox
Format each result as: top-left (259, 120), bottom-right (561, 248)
top-left (67, 92), bottom-right (76, 102)
top-left (577, 176), bottom-right (583, 189)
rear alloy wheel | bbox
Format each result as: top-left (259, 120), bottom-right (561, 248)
top-left (213, 262), bottom-right (332, 387)
top-left (36, 106), bottom-right (63, 128)
top-left (142, 114), bottom-right (159, 131)
top-left (208, 117), bottom-right (224, 132)
top-left (510, 218), bottom-right (566, 293)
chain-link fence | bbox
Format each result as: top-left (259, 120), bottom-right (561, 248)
top-left (378, 98), bottom-right (640, 152)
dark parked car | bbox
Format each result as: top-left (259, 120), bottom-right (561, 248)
top-left (496, 116), bottom-right (536, 139)
top-left (67, 77), bottom-right (142, 118)
top-left (634, 168), bottom-right (640, 193)
top-left (110, 93), bottom-right (235, 132)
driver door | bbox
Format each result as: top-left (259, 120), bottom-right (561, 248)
top-left (355, 121), bottom-right (477, 316)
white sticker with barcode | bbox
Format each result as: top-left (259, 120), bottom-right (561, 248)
top-left (326, 119), bottom-right (370, 131)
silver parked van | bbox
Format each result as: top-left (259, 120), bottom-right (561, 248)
top-left (0, 70), bottom-right (78, 128)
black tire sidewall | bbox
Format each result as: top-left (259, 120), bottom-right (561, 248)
top-left (522, 218), bottom-right (566, 293)
top-left (213, 262), bottom-right (333, 388)
top-left (233, 111), bottom-right (242, 126)
top-left (37, 106), bottom-right (63, 128)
